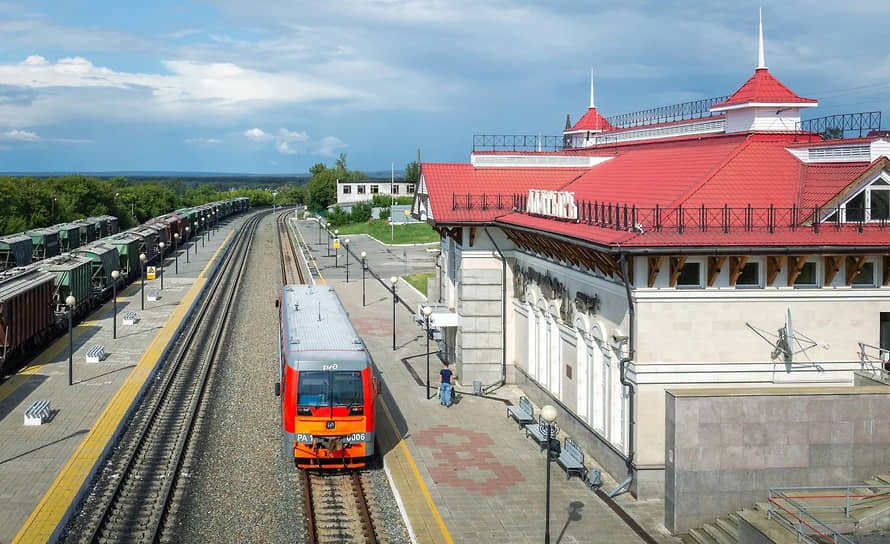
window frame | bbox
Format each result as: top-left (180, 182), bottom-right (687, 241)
top-left (851, 259), bottom-right (877, 288)
top-left (342, 185), bottom-right (351, 194)
top-left (370, 184), bottom-right (379, 194)
top-left (735, 260), bottom-right (763, 289)
top-left (357, 184), bottom-right (366, 194)
top-left (793, 260), bottom-right (819, 288)
top-left (675, 260), bottom-right (703, 289)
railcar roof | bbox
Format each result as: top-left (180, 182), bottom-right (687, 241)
top-left (0, 267), bottom-right (53, 301)
top-left (281, 284), bottom-right (367, 364)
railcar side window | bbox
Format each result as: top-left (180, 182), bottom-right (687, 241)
top-left (332, 371), bottom-right (363, 406)
top-left (297, 371), bottom-right (329, 406)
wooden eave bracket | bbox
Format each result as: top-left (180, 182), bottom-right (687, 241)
top-left (845, 255), bottom-right (867, 286)
top-left (707, 256), bottom-right (726, 287)
top-left (728, 256), bottom-right (749, 287)
top-left (647, 256), bottom-right (663, 287)
top-left (767, 256), bottom-right (786, 286)
top-left (786, 256), bottom-right (807, 287)
top-left (824, 255), bottom-right (843, 286)
top-left (669, 256), bottom-right (687, 287)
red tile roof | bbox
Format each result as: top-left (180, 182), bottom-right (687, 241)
top-left (711, 69), bottom-right (817, 110)
top-left (422, 132), bottom-right (883, 249)
top-left (421, 164), bottom-right (587, 223)
top-left (567, 107), bottom-right (613, 132)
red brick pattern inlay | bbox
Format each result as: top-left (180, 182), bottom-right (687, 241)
top-left (350, 316), bottom-right (402, 337)
top-left (412, 424), bottom-right (524, 495)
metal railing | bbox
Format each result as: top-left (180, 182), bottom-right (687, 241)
top-left (857, 342), bottom-right (889, 382)
top-left (472, 134), bottom-right (565, 152)
top-left (605, 96), bottom-right (728, 129)
top-left (768, 486), bottom-right (890, 543)
top-left (796, 112), bottom-right (882, 142)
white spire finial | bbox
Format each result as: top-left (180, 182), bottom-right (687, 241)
top-left (589, 69), bottom-right (595, 109)
top-left (757, 7), bottom-right (767, 69)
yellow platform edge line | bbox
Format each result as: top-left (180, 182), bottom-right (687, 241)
top-left (13, 231), bottom-right (233, 544)
top-left (294, 221), bottom-right (326, 284)
top-left (380, 392), bottom-right (454, 544)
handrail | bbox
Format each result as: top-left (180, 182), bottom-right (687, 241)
top-left (768, 485), bottom-right (890, 544)
top-left (858, 342), bottom-right (889, 382)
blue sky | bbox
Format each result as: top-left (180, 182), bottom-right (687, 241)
top-left (0, 1), bottom-right (888, 174)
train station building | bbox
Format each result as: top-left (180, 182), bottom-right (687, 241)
top-left (413, 25), bottom-right (890, 530)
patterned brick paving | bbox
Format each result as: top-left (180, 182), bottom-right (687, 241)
top-left (412, 424), bottom-right (524, 496)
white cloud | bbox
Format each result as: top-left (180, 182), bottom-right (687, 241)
top-left (185, 137), bottom-right (221, 144)
top-left (275, 128), bottom-right (309, 154)
top-left (3, 129), bottom-right (39, 141)
top-left (165, 28), bottom-right (201, 39)
top-left (318, 136), bottom-right (347, 157)
top-left (244, 128), bottom-right (272, 141)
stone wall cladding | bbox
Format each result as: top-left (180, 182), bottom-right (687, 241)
top-left (456, 268), bottom-right (504, 382)
top-left (665, 389), bottom-right (890, 533)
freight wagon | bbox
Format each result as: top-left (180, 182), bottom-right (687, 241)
top-left (0, 267), bottom-right (55, 367)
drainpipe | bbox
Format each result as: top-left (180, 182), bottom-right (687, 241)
top-left (609, 252), bottom-right (636, 497)
top-left (483, 227), bottom-right (507, 394)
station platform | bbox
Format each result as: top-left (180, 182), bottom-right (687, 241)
top-left (0, 218), bottom-right (244, 543)
top-left (294, 219), bottom-right (678, 544)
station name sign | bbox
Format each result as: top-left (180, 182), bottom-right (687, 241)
top-left (527, 189), bottom-right (578, 220)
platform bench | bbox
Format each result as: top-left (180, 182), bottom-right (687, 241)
top-left (525, 416), bottom-right (554, 453)
top-left (147, 290), bottom-right (159, 302)
top-left (556, 438), bottom-right (586, 481)
top-left (507, 396), bottom-right (535, 429)
top-left (24, 400), bottom-right (50, 426)
top-left (123, 312), bottom-right (137, 325)
top-left (86, 345), bottom-right (105, 363)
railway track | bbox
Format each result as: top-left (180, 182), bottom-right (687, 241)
top-left (303, 470), bottom-right (378, 544)
top-left (64, 211), bottom-right (267, 544)
top-left (277, 210), bottom-right (306, 285)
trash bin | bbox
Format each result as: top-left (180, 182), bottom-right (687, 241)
top-left (473, 380), bottom-right (482, 395)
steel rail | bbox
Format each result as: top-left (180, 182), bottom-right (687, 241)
top-left (303, 471), bottom-right (377, 544)
top-left (81, 211), bottom-right (266, 543)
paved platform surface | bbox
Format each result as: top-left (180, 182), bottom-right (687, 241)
top-left (295, 219), bottom-right (679, 544)
top-left (0, 219), bottom-right (243, 543)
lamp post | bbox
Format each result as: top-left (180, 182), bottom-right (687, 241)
top-left (185, 226), bottom-right (190, 263)
top-left (66, 295), bottom-right (76, 386)
top-left (344, 239), bottom-right (350, 282)
top-left (173, 233), bottom-right (180, 274)
top-left (390, 276), bottom-right (398, 351)
top-left (139, 253), bottom-right (147, 310)
top-left (158, 242), bottom-right (165, 290)
top-left (361, 251), bottom-right (367, 306)
top-left (111, 270), bottom-right (120, 339)
top-left (541, 405), bottom-right (558, 544)
top-left (423, 306), bottom-right (432, 399)
top-left (201, 217), bottom-right (206, 247)
top-left (334, 229), bottom-right (339, 263)
top-left (327, 228), bottom-right (332, 257)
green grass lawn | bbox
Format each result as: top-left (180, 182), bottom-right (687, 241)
top-left (403, 272), bottom-right (435, 296)
top-left (336, 220), bottom-right (440, 244)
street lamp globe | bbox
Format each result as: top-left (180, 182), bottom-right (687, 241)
top-left (174, 233), bottom-right (179, 240)
top-left (159, 241), bottom-right (165, 250)
top-left (360, 251), bottom-right (367, 260)
top-left (390, 276), bottom-right (398, 286)
top-left (185, 226), bottom-right (190, 233)
top-left (139, 253), bottom-right (147, 263)
top-left (344, 238), bottom-right (350, 246)
top-left (334, 229), bottom-right (339, 236)
top-left (541, 405), bottom-right (557, 423)
top-left (423, 306), bottom-right (432, 317)
top-left (111, 270), bottom-right (120, 281)
top-left (66, 295), bottom-right (76, 307)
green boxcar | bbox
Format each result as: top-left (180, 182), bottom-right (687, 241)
top-left (54, 223), bottom-right (82, 252)
top-left (105, 234), bottom-right (141, 279)
top-left (73, 243), bottom-right (119, 294)
top-left (0, 234), bottom-right (33, 271)
top-left (25, 228), bottom-right (61, 261)
top-left (73, 219), bottom-right (97, 245)
top-left (176, 209), bottom-right (198, 235)
top-left (40, 254), bottom-right (93, 312)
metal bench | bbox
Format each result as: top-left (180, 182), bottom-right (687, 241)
top-left (86, 345), bottom-right (106, 363)
top-left (147, 289), bottom-right (159, 301)
top-left (507, 396), bottom-right (535, 429)
top-left (556, 438), bottom-right (586, 481)
top-left (123, 311), bottom-right (137, 325)
top-left (524, 417), bottom-right (554, 453)
top-left (24, 400), bottom-right (51, 426)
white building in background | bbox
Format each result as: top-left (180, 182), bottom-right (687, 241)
top-left (413, 19), bottom-right (890, 510)
top-left (336, 178), bottom-right (415, 206)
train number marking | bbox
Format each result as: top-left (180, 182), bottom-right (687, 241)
top-left (322, 364), bottom-right (338, 370)
top-left (345, 433), bottom-right (366, 443)
top-left (296, 433), bottom-right (312, 443)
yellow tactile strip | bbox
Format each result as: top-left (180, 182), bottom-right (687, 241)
top-left (13, 231), bottom-right (233, 543)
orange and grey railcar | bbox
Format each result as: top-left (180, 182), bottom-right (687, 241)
top-left (276, 284), bottom-right (378, 468)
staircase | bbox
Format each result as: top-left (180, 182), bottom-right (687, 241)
top-left (681, 474), bottom-right (890, 544)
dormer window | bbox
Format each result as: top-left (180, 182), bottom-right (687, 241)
top-left (837, 177), bottom-right (890, 222)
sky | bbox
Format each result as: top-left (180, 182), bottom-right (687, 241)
top-left (0, 1), bottom-right (888, 174)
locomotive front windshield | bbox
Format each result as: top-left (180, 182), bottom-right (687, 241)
top-left (297, 370), bottom-right (363, 408)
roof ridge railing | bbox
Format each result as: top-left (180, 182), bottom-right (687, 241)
top-left (768, 485), bottom-right (890, 544)
top-left (795, 112), bottom-right (883, 143)
top-left (604, 96), bottom-right (729, 129)
top-left (472, 134), bottom-right (565, 152)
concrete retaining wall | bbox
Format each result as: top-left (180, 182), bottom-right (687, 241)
top-left (665, 386), bottom-right (890, 533)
